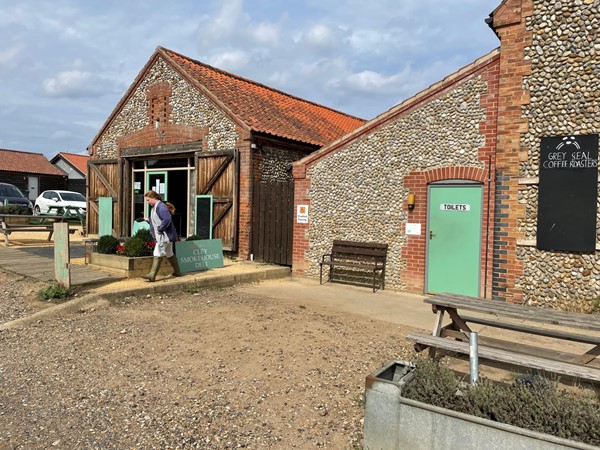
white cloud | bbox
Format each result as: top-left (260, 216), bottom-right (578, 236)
top-left (0, 0), bottom-right (500, 155)
top-left (268, 71), bottom-right (289, 85)
top-left (345, 69), bottom-right (410, 94)
top-left (207, 50), bottom-right (250, 72)
top-left (198, 0), bottom-right (246, 46)
top-left (49, 130), bottom-right (74, 140)
top-left (0, 43), bottom-right (24, 68)
top-left (250, 22), bottom-right (280, 46)
top-left (303, 24), bottom-right (332, 45)
top-left (73, 119), bottom-right (103, 129)
top-left (42, 70), bottom-right (109, 98)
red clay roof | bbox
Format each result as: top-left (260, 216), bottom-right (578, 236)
top-left (161, 47), bottom-right (366, 147)
top-left (0, 148), bottom-right (65, 176)
top-left (54, 152), bottom-right (89, 175)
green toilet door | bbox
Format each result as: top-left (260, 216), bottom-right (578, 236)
top-left (426, 184), bottom-right (482, 296)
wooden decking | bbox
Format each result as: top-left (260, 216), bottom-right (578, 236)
top-left (0, 246), bottom-right (122, 287)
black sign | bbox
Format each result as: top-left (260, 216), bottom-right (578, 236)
top-left (537, 134), bottom-right (598, 252)
top-left (195, 195), bottom-right (213, 240)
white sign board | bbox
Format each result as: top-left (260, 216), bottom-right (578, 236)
top-left (405, 223), bottom-right (421, 236)
top-left (440, 203), bottom-right (470, 212)
top-left (296, 205), bottom-right (309, 224)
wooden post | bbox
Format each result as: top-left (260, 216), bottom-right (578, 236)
top-left (54, 222), bottom-right (70, 288)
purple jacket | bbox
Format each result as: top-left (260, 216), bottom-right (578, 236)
top-left (149, 201), bottom-right (178, 243)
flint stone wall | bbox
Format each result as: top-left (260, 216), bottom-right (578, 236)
top-left (258, 146), bottom-right (306, 182)
top-left (94, 57), bottom-right (238, 158)
top-left (304, 77), bottom-right (488, 289)
top-left (517, 0), bottom-right (600, 310)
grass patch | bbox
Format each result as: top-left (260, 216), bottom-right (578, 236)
top-left (38, 282), bottom-right (71, 301)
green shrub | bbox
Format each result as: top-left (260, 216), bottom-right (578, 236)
top-left (403, 358), bottom-right (600, 446)
top-left (185, 234), bottom-right (202, 241)
top-left (38, 282), bottom-right (71, 301)
top-left (0, 205), bottom-right (31, 215)
top-left (133, 227), bottom-right (153, 244)
top-left (97, 235), bottom-right (119, 254)
top-left (123, 236), bottom-right (150, 257)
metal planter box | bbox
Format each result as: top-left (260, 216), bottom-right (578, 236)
top-left (364, 361), bottom-right (595, 450)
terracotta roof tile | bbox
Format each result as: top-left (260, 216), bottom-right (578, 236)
top-left (161, 47), bottom-right (366, 147)
top-left (55, 152), bottom-right (89, 175)
top-left (0, 149), bottom-right (65, 176)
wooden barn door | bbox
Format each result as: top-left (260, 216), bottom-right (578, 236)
top-left (196, 150), bottom-right (238, 251)
top-left (87, 159), bottom-right (121, 236)
top-left (252, 181), bottom-right (294, 266)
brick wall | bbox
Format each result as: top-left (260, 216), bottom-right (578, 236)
top-left (292, 164), bottom-right (310, 274)
top-left (117, 81), bottom-right (205, 151)
top-left (491, 0), bottom-right (532, 303)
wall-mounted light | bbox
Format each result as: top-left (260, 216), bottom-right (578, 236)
top-left (407, 193), bottom-right (415, 211)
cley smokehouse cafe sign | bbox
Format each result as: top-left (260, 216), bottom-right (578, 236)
top-left (537, 134), bottom-right (599, 252)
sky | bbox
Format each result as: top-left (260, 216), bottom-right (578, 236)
top-left (0, 0), bottom-right (500, 159)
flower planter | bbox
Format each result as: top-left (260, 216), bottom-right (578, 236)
top-left (89, 253), bottom-right (173, 278)
top-left (363, 361), bottom-right (594, 450)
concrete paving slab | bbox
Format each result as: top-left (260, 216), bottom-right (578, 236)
top-left (237, 277), bottom-right (432, 331)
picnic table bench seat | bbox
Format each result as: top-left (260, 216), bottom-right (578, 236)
top-left (409, 292), bottom-right (600, 384)
top-left (407, 333), bottom-right (600, 382)
top-left (319, 240), bottom-right (388, 292)
top-left (1, 215), bottom-right (76, 246)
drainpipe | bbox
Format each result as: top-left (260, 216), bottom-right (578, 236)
top-left (483, 154), bottom-right (492, 299)
top-left (248, 140), bottom-right (256, 260)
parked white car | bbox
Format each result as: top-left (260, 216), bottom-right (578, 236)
top-left (34, 190), bottom-right (86, 216)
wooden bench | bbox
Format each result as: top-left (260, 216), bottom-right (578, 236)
top-left (319, 240), bottom-right (388, 292)
top-left (408, 292), bottom-right (600, 384)
top-left (0, 215), bottom-right (75, 246)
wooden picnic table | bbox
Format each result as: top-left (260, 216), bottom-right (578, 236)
top-left (407, 292), bottom-right (600, 383)
top-left (46, 205), bottom-right (86, 235)
top-left (0, 214), bottom-right (76, 246)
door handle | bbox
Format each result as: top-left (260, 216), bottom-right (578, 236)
top-left (429, 231), bottom-right (436, 240)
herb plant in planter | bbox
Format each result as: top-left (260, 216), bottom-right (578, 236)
top-left (364, 358), bottom-right (600, 449)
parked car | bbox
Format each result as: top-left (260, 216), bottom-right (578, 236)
top-left (34, 190), bottom-right (86, 216)
top-left (0, 182), bottom-right (33, 213)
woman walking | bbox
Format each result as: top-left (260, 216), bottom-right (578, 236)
top-left (141, 190), bottom-right (181, 282)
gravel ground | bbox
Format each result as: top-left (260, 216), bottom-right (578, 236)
top-left (0, 269), bottom-right (416, 449)
top-left (0, 271), bottom-right (51, 324)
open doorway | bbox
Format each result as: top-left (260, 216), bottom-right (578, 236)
top-left (131, 157), bottom-right (192, 239)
